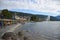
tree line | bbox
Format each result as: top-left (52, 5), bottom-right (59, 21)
top-left (1, 9), bottom-right (12, 19)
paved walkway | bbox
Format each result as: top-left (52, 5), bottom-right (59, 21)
top-left (0, 23), bottom-right (21, 38)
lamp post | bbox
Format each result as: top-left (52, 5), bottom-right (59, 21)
top-left (12, 12), bottom-right (16, 24)
top-left (1, 15), bottom-right (4, 28)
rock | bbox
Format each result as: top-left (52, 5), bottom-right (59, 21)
top-left (18, 31), bottom-right (23, 37)
top-left (17, 31), bottom-right (24, 40)
top-left (1, 32), bottom-right (17, 40)
top-left (24, 36), bottom-right (28, 40)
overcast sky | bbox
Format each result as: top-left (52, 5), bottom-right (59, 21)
top-left (0, 0), bottom-right (60, 16)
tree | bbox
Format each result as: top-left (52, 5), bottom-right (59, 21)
top-left (1, 9), bottom-right (12, 19)
top-left (30, 15), bottom-right (39, 21)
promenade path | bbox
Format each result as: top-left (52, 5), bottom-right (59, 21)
top-left (0, 23), bottom-right (21, 38)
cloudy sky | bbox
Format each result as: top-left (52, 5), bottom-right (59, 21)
top-left (0, 0), bottom-right (60, 16)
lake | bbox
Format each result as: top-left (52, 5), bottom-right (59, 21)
top-left (14, 21), bottom-right (60, 40)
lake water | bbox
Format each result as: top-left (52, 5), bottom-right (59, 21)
top-left (14, 21), bottom-right (60, 40)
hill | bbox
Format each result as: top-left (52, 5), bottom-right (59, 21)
top-left (50, 16), bottom-right (60, 21)
top-left (9, 11), bottom-right (48, 18)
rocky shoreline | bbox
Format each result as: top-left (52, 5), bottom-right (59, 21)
top-left (1, 31), bottom-right (29, 40)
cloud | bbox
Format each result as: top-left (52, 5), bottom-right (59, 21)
top-left (0, 0), bottom-right (60, 16)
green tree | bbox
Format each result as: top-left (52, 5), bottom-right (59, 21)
top-left (1, 9), bottom-right (12, 19)
top-left (30, 15), bottom-right (39, 21)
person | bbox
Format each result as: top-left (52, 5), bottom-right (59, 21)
top-left (0, 21), bottom-right (2, 28)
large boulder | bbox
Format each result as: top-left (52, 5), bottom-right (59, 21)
top-left (1, 32), bottom-right (17, 40)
